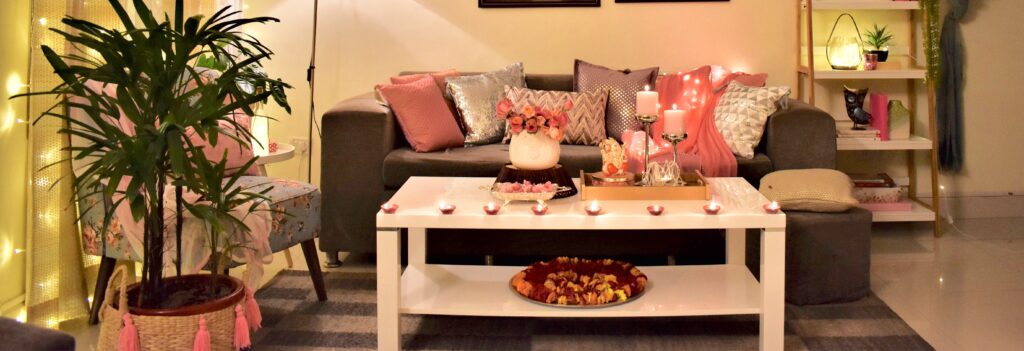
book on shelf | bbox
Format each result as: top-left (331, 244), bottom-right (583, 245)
top-left (849, 173), bottom-right (896, 188)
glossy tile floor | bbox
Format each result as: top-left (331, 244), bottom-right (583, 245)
top-left (65, 217), bottom-right (1024, 350)
top-left (871, 218), bottom-right (1024, 351)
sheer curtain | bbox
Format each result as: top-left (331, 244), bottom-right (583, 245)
top-left (25, 0), bottom-right (244, 329)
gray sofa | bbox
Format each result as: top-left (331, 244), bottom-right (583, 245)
top-left (319, 73), bottom-right (837, 263)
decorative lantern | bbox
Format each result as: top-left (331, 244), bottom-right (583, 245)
top-left (826, 13), bottom-right (865, 70)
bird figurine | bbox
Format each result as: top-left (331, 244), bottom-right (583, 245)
top-left (844, 85), bottom-right (873, 130)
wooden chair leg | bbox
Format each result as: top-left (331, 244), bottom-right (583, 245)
top-left (89, 257), bottom-right (117, 325)
top-left (300, 239), bottom-right (328, 301)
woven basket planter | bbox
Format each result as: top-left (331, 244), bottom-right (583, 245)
top-left (98, 266), bottom-right (246, 351)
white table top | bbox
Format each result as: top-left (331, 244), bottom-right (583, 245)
top-left (255, 142), bottom-right (295, 165)
top-left (377, 177), bottom-right (785, 230)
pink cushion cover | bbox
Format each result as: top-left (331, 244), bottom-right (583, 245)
top-left (377, 75), bottom-right (464, 152)
top-left (187, 111), bottom-right (259, 176)
top-left (390, 69), bottom-right (460, 92)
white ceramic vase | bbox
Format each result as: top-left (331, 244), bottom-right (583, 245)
top-left (509, 132), bottom-right (560, 170)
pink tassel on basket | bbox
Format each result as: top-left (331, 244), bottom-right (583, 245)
top-left (244, 287), bottom-right (262, 331)
top-left (233, 305), bottom-right (251, 351)
top-left (193, 316), bottom-right (211, 351)
top-left (119, 314), bottom-right (141, 351)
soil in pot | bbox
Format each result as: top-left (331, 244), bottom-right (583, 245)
top-left (119, 274), bottom-right (242, 312)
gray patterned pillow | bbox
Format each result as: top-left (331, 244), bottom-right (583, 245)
top-left (502, 87), bottom-right (608, 145)
top-left (447, 63), bottom-right (526, 146)
top-left (713, 82), bottom-right (791, 159)
top-left (573, 60), bottom-right (659, 142)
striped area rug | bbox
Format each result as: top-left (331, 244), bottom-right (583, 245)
top-left (252, 269), bottom-right (933, 351)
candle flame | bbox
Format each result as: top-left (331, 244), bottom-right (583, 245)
top-left (643, 85), bottom-right (650, 92)
top-left (672, 104), bottom-right (677, 110)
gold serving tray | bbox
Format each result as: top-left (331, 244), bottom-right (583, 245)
top-left (579, 170), bottom-right (711, 201)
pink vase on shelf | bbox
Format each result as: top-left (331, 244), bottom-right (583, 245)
top-left (869, 93), bottom-right (890, 141)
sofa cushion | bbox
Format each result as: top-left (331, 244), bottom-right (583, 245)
top-left (737, 152), bottom-right (773, 188)
top-left (383, 144), bottom-right (603, 189)
top-left (383, 145), bottom-right (770, 190)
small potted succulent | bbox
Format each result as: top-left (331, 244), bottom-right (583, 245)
top-left (863, 23), bottom-right (894, 62)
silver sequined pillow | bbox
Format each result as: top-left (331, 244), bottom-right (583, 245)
top-left (501, 87), bottom-right (609, 146)
top-left (573, 60), bottom-right (659, 142)
top-left (447, 63), bottom-right (526, 146)
top-left (713, 82), bottom-right (791, 159)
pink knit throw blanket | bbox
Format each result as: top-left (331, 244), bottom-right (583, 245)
top-left (647, 65), bottom-right (767, 177)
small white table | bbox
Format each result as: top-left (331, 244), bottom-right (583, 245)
top-left (255, 142), bottom-right (295, 176)
top-left (376, 177), bottom-right (786, 350)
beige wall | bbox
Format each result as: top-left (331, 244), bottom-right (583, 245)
top-left (0, 0), bottom-right (31, 317)
top-left (245, 0), bottom-right (1023, 196)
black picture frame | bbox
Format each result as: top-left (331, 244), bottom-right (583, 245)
top-left (479, 0), bottom-right (601, 8)
top-left (616, 0), bottom-right (728, 2)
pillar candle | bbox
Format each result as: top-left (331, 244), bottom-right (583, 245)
top-left (636, 85), bottom-right (658, 116)
top-left (663, 104), bottom-right (685, 134)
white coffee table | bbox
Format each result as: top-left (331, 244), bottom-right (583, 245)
top-left (376, 177), bottom-right (785, 350)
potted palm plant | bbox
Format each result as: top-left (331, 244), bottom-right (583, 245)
top-left (863, 23), bottom-right (894, 62)
top-left (17, 0), bottom-right (290, 349)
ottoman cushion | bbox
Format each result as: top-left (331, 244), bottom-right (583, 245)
top-left (747, 207), bottom-right (872, 305)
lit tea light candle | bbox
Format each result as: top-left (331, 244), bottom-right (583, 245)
top-left (531, 202), bottom-right (549, 216)
top-left (380, 203), bottom-right (399, 214)
top-left (763, 201), bottom-right (781, 214)
top-left (483, 202), bottom-right (500, 215)
top-left (438, 201), bottom-right (456, 215)
top-left (647, 204), bottom-right (665, 216)
top-left (703, 198), bottom-right (721, 215)
top-left (585, 200), bottom-right (602, 216)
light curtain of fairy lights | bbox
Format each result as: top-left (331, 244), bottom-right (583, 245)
top-left (26, 0), bottom-right (242, 328)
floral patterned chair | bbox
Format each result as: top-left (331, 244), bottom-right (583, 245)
top-left (81, 176), bottom-right (327, 324)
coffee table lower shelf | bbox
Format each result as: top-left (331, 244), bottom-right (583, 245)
top-left (400, 264), bottom-right (762, 318)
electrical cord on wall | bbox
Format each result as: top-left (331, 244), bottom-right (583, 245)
top-left (306, 0), bottom-right (322, 184)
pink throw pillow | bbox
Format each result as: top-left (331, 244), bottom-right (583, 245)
top-left (390, 69), bottom-right (460, 93)
top-left (187, 111), bottom-right (259, 176)
top-left (390, 69), bottom-right (463, 132)
top-left (377, 75), bottom-right (464, 152)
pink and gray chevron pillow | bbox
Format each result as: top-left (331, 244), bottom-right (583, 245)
top-left (502, 86), bottom-right (609, 146)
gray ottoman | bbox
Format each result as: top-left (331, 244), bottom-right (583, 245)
top-left (0, 317), bottom-right (75, 350)
top-left (746, 207), bottom-right (872, 305)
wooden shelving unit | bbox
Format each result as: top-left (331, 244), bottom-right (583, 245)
top-left (796, 0), bottom-right (942, 236)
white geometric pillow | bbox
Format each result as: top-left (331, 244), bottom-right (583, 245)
top-left (714, 82), bottom-right (791, 159)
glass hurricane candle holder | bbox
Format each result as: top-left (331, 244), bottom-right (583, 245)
top-left (585, 200), bottom-right (603, 216)
top-left (380, 203), bottom-right (398, 214)
top-left (483, 202), bottom-right (500, 215)
top-left (647, 205), bottom-right (665, 216)
top-left (438, 201), bottom-right (456, 215)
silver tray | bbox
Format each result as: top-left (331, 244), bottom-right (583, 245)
top-left (508, 275), bottom-right (647, 309)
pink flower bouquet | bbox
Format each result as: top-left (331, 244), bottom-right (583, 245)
top-left (496, 98), bottom-right (572, 141)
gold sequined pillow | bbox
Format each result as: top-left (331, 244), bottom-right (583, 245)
top-left (573, 60), bottom-right (659, 142)
top-left (759, 169), bottom-right (859, 213)
top-left (447, 63), bottom-right (526, 146)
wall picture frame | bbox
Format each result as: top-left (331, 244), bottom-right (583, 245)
top-left (615, 0), bottom-right (728, 3)
top-left (479, 0), bottom-right (601, 8)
